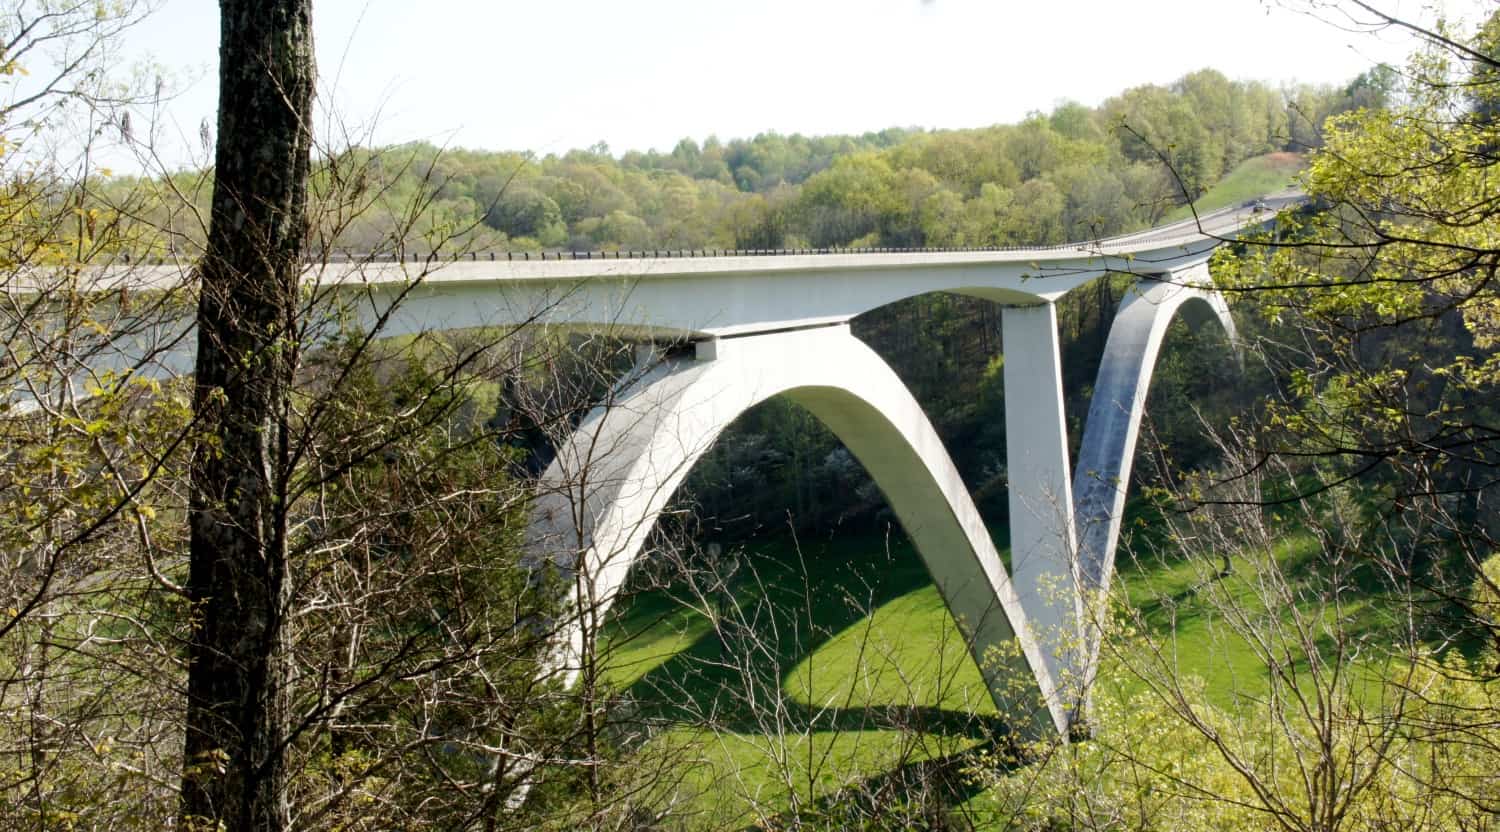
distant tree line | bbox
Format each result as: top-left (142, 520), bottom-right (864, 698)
top-left (379, 68), bottom-right (1386, 252)
top-left (107, 67), bottom-right (1393, 258)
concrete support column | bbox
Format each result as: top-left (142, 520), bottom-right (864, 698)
top-left (1001, 302), bottom-right (1083, 725)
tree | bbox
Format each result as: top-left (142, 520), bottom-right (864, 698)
top-left (484, 186), bottom-right (564, 240)
top-left (180, 0), bottom-right (313, 828)
top-left (0, 2), bottom-right (205, 827)
top-left (1211, 3), bottom-right (1500, 576)
top-left (796, 152), bottom-right (899, 247)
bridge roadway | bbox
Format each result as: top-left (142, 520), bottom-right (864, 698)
top-left (75, 192), bottom-right (1298, 349)
top-left (331, 193), bottom-right (1298, 340)
top-left (22, 191), bottom-right (1299, 739)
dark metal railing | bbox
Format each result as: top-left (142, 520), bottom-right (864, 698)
top-left (100, 196), bottom-right (1300, 268)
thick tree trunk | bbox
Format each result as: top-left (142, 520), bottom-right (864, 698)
top-left (181, 1), bottom-right (312, 829)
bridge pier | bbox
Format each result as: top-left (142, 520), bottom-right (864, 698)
top-left (1001, 303), bottom-right (1086, 724)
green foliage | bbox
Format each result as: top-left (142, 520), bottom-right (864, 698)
top-left (0, 4), bottom-right (201, 820)
top-left (282, 331), bottom-right (558, 826)
top-left (1473, 553), bottom-right (1500, 646)
top-left (104, 67), bottom-right (1348, 258)
top-left (975, 653), bottom-right (1500, 832)
top-left (1211, 10), bottom-right (1500, 561)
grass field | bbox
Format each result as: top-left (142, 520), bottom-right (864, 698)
top-left (595, 513), bottom-right (1417, 828)
top-left (1162, 151), bottom-right (1308, 223)
top-left (600, 533), bottom-right (998, 826)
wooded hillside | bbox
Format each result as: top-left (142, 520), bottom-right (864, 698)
top-left (111, 67), bottom-right (1384, 258)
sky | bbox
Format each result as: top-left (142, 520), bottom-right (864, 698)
top-left (98, 0), bottom-right (1493, 171)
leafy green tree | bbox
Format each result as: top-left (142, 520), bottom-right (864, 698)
top-left (1049, 100), bottom-right (1104, 143)
top-left (961, 182), bottom-right (1015, 246)
top-left (550, 162), bottom-right (633, 224)
top-left (1005, 115), bottom-right (1065, 182)
top-left (1053, 164), bottom-right (1134, 239)
top-left (997, 178), bottom-right (1066, 245)
top-left (1106, 84), bottom-right (1219, 192)
top-left (797, 153), bottom-right (899, 247)
top-left (889, 130), bottom-right (1020, 195)
top-left (724, 191), bottom-right (788, 250)
top-left (1215, 7), bottom-right (1500, 527)
top-left (485, 186), bottom-right (564, 240)
top-left (588, 209), bottom-right (652, 250)
top-left (918, 188), bottom-right (968, 247)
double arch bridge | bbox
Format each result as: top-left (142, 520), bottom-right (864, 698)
top-left (26, 194), bottom-right (1296, 738)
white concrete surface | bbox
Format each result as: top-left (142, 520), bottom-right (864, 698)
top-left (8, 196), bottom-right (1290, 414)
top-left (319, 197), bottom-right (1288, 339)
top-left (1071, 267), bottom-right (1237, 681)
top-left (528, 324), bottom-right (1067, 734)
top-left (1001, 303), bottom-right (1086, 722)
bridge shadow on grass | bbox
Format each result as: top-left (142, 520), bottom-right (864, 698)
top-left (601, 533), bottom-right (1017, 793)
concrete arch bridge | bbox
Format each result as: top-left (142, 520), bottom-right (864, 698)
top-left (16, 196), bottom-right (1296, 737)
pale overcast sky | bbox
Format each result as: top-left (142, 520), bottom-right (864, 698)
top-left (111, 0), bottom-right (1490, 170)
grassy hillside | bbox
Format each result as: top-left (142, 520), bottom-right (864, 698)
top-left (600, 535), bottom-right (995, 827)
top-left (1163, 151), bottom-right (1307, 222)
top-left (597, 516), bottom-right (1412, 828)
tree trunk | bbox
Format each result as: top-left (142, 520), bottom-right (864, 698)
top-left (181, 1), bottom-right (312, 829)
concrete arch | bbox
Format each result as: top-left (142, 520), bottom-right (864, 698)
top-left (1072, 267), bottom-right (1237, 669)
top-left (527, 324), bottom-right (1067, 734)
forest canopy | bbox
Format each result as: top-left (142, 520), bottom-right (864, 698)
top-left (108, 67), bottom-right (1385, 258)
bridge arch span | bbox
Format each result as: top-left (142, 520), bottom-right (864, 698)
top-left (527, 324), bottom-right (1066, 734)
top-left (1072, 269), bottom-right (1238, 672)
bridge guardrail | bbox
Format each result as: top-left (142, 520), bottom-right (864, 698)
top-left (76, 193), bottom-right (1305, 268)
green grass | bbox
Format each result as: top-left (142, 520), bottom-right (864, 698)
top-left (602, 534), bottom-right (999, 731)
top-left (600, 535), bottom-right (998, 826)
top-left (1162, 151), bottom-right (1307, 222)
top-left (598, 519), bottom-right (1420, 827)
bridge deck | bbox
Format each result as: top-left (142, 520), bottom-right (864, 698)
top-left (336, 194), bottom-right (1297, 338)
top-left (19, 193), bottom-right (1299, 354)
